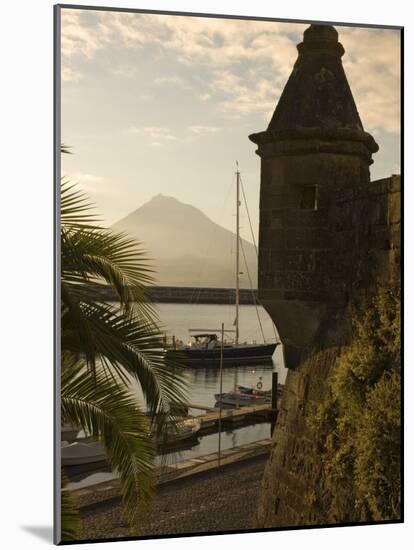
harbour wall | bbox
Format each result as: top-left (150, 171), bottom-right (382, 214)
top-left (89, 283), bottom-right (259, 305)
top-left (255, 177), bottom-right (401, 527)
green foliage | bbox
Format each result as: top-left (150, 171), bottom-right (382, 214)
top-left (61, 473), bottom-right (81, 541)
top-left (59, 146), bottom-right (188, 540)
top-left (354, 370), bottom-right (401, 520)
top-left (61, 353), bottom-right (155, 521)
top-left (312, 284), bottom-right (401, 523)
top-left (61, 144), bottom-right (72, 155)
top-left (60, 179), bottom-right (187, 417)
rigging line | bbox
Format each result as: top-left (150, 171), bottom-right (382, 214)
top-left (240, 173), bottom-right (279, 343)
top-left (239, 236), bottom-right (266, 344)
top-left (240, 174), bottom-right (258, 258)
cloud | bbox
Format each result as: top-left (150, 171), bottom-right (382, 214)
top-left (70, 173), bottom-right (104, 183)
top-left (189, 125), bottom-right (220, 135)
top-left (60, 10), bottom-right (303, 73)
top-left (62, 171), bottom-right (107, 196)
top-left (130, 125), bottom-right (177, 146)
top-left (207, 70), bottom-right (280, 120)
top-left (153, 75), bottom-right (192, 90)
top-left (61, 10), bottom-right (105, 59)
top-left (112, 64), bottom-right (138, 78)
top-left (339, 27), bottom-right (400, 134)
top-left (62, 66), bottom-right (83, 82)
top-left (61, 10), bottom-right (400, 135)
top-left (129, 124), bottom-right (221, 143)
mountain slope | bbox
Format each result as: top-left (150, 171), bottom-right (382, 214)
top-left (112, 194), bottom-right (258, 288)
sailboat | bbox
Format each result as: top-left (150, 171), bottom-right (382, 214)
top-left (167, 166), bottom-right (279, 367)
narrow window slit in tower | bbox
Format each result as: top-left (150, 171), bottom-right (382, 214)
top-left (298, 184), bottom-right (318, 210)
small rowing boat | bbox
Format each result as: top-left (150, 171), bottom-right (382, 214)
top-left (215, 383), bottom-right (283, 407)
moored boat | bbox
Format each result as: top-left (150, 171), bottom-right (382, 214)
top-left (61, 441), bottom-right (107, 467)
top-left (165, 166), bottom-right (279, 368)
top-left (153, 418), bottom-right (201, 446)
top-left (215, 383), bottom-right (283, 407)
top-left (62, 417), bottom-right (201, 467)
top-left (168, 333), bottom-right (277, 366)
top-left (61, 424), bottom-right (80, 442)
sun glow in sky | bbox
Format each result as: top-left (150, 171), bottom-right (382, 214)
top-left (61, 8), bottom-right (401, 241)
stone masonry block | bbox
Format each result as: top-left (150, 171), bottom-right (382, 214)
top-left (268, 250), bottom-right (315, 272)
top-left (389, 192), bottom-right (401, 224)
top-left (283, 209), bottom-right (329, 228)
top-left (286, 228), bottom-right (332, 249)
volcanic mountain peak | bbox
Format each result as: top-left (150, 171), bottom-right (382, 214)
top-left (112, 195), bottom-right (257, 288)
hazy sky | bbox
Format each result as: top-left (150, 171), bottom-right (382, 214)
top-left (61, 8), bottom-right (401, 242)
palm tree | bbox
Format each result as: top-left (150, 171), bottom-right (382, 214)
top-left (60, 171), bottom-right (187, 539)
top-left (61, 181), bottom-right (186, 412)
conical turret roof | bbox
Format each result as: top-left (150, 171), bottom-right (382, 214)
top-left (249, 24), bottom-right (378, 158)
top-left (267, 24), bottom-right (363, 132)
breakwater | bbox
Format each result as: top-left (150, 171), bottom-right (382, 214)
top-left (90, 283), bottom-right (259, 305)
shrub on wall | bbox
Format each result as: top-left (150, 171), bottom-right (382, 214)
top-left (311, 283), bottom-right (401, 523)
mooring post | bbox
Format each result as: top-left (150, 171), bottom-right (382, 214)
top-left (271, 371), bottom-right (278, 435)
top-left (217, 322), bottom-right (224, 470)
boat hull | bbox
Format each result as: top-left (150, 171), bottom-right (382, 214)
top-left (215, 392), bottom-right (270, 406)
top-left (61, 426), bottom-right (80, 443)
top-left (153, 419), bottom-right (201, 446)
top-left (167, 343), bottom-right (277, 367)
top-left (61, 442), bottom-right (107, 467)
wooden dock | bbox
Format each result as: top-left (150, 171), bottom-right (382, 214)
top-left (158, 438), bottom-right (271, 484)
top-left (187, 403), bottom-right (216, 412)
top-left (192, 403), bottom-right (273, 431)
top-left (73, 438), bottom-right (272, 511)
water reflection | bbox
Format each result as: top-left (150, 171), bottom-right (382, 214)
top-left (184, 363), bottom-right (278, 408)
top-left (65, 303), bottom-right (287, 491)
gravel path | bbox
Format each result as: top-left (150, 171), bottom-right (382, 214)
top-left (79, 456), bottom-right (267, 540)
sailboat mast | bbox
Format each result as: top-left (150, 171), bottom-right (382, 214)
top-left (235, 164), bottom-right (240, 346)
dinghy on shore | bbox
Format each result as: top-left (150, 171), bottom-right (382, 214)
top-left (62, 418), bottom-right (201, 467)
top-left (152, 418), bottom-right (201, 446)
top-left (61, 441), bottom-right (107, 467)
top-left (61, 424), bottom-right (80, 443)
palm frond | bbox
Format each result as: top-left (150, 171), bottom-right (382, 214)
top-left (61, 302), bottom-right (188, 416)
top-left (61, 225), bottom-right (155, 314)
top-left (59, 171), bottom-right (189, 529)
top-left (61, 179), bottom-right (100, 227)
top-left (61, 354), bottom-right (155, 522)
top-left (61, 144), bottom-right (72, 155)
top-left (61, 472), bottom-right (81, 541)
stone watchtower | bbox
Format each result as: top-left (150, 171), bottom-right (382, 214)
top-left (250, 24), bottom-right (400, 528)
top-left (249, 24), bottom-right (379, 368)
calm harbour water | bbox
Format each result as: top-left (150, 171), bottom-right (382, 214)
top-left (133, 302), bottom-right (287, 405)
top-left (67, 303), bottom-right (286, 490)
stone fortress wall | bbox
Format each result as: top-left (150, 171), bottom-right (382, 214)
top-left (249, 24), bottom-right (401, 527)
